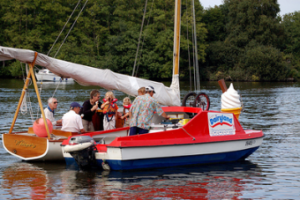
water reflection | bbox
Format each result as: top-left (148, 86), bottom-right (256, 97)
top-left (1, 161), bottom-right (263, 199)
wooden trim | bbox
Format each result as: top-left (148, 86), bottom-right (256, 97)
top-left (173, 0), bottom-right (181, 75)
top-left (28, 127), bottom-right (78, 138)
top-left (52, 129), bottom-right (78, 137)
top-left (3, 134), bottom-right (48, 159)
top-left (8, 70), bottom-right (33, 134)
top-left (9, 52), bottom-right (38, 134)
top-left (29, 63), bottom-right (51, 139)
top-left (28, 127), bottom-right (34, 134)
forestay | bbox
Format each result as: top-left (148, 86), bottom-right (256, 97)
top-left (0, 46), bottom-right (181, 106)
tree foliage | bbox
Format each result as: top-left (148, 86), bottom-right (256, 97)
top-left (0, 0), bottom-right (206, 80)
top-left (1, 0), bottom-right (299, 81)
top-left (203, 0), bottom-right (290, 81)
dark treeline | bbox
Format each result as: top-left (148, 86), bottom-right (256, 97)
top-left (0, 0), bottom-right (299, 81)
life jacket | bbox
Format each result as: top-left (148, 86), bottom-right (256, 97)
top-left (123, 104), bottom-right (131, 109)
top-left (123, 104), bottom-right (131, 113)
top-left (123, 104), bottom-right (132, 119)
top-left (103, 98), bottom-right (118, 103)
top-left (103, 98), bottom-right (118, 122)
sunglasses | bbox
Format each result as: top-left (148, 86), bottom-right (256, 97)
top-left (53, 101), bottom-right (58, 104)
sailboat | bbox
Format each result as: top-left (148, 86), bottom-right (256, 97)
top-left (59, 1), bottom-right (263, 170)
top-left (0, 0), bottom-right (263, 166)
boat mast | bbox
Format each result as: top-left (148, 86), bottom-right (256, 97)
top-left (9, 52), bottom-right (51, 139)
top-left (170, 0), bottom-right (181, 99)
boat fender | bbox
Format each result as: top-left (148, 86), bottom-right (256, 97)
top-left (64, 141), bottom-right (94, 153)
top-left (33, 118), bottom-right (53, 137)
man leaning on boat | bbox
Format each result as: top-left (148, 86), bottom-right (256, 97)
top-left (129, 86), bottom-right (170, 135)
top-left (61, 102), bottom-right (85, 133)
top-left (43, 97), bottom-right (62, 126)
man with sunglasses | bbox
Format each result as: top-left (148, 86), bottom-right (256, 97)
top-left (43, 97), bottom-right (62, 126)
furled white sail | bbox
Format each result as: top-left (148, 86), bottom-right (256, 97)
top-left (0, 46), bottom-right (181, 106)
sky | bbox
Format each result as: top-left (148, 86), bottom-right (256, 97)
top-left (200, 0), bottom-right (300, 16)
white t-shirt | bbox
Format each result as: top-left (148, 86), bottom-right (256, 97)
top-left (43, 107), bottom-right (56, 125)
top-left (61, 110), bottom-right (84, 133)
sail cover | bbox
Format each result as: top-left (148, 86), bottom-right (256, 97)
top-left (0, 46), bottom-right (181, 106)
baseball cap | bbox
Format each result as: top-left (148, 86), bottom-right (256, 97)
top-left (146, 85), bottom-right (156, 93)
top-left (70, 102), bottom-right (82, 108)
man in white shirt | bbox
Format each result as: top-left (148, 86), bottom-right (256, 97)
top-left (43, 97), bottom-right (62, 126)
top-left (61, 102), bottom-right (85, 133)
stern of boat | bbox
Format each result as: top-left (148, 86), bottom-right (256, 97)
top-left (2, 133), bottom-right (49, 161)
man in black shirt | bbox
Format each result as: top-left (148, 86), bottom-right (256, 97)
top-left (80, 89), bottom-right (102, 131)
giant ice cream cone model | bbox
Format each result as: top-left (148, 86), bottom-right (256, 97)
top-left (221, 83), bottom-right (242, 119)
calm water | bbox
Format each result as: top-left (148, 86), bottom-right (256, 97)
top-left (1, 79), bottom-right (300, 199)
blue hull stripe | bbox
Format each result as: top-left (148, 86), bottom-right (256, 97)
top-left (65, 147), bottom-right (259, 170)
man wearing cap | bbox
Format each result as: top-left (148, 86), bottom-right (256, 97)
top-left (61, 102), bottom-right (85, 133)
top-left (129, 85), bottom-right (170, 135)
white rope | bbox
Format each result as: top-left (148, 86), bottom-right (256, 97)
top-left (54, 0), bottom-right (89, 58)
top-left (47, 0), bottom-right (82, 56)
top-left (132, 0), bottom-right (148, 77)
top-left (19, 63), bottom-right (35, 124)
top-left (25, 87), bottom-right (36, 124)
top-left (20, 62), bottom-right (28, 114)
top-left (20, 90), bottom-right (28, 114)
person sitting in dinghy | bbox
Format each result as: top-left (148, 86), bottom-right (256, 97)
top-left (61, 102), bottom-right (85, 133)
top-left (129, 86), bottom-right (170, 136)
top-left (43, 97), bottom-right (62, 126)
top-left (121, 97), bottom-right (132, 127)
top-left (80, 89), bottom-right (102, 132)
top-left (101, 91), bottom-right (119, 130)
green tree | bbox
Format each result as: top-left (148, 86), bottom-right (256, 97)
top-left (0, 0), bottom-right (207, 81)
top-left (204, 0), bottom-right (287, 81)
top-left (281, 11), bottom-right (300, 79)
top-left (202, 6), bottom-right (226, 43)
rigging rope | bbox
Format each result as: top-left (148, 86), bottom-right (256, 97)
top-left (191, 14), bottom-right (196, 91)
top-left (52, 78), bottom-right (62, 98)
top-left (191, 0), bottom-right (200, 92)
top-left (20, 62), bottom-right (27, 114)
top-left (132, 0), bottom-right (148, 77)
top-left (135, 0), bottom-right (155, 77)
top-left (47, 0), bottom-right (82, 56)
top-left (186, 0), bottom-right (192, 92)
top-left (20, 63), bottom-right (35, 124)
top-left (54, 0), bottom-right (89, 58)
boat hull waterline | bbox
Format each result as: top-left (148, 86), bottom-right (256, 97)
top-left (62, 107), bottom-right (264, 170)
top-left (64, 138), bottom-right (262, 170)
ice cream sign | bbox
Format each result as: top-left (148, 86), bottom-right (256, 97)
top-left (208, 113), bottom-right (235, 136)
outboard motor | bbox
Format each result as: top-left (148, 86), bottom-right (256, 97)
top-left (64, 136), bottom-right (97, 169)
